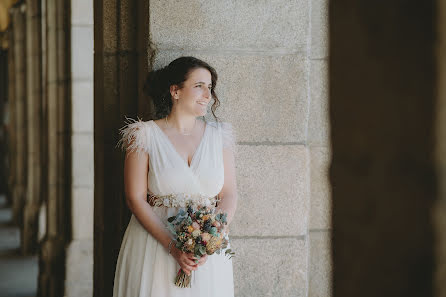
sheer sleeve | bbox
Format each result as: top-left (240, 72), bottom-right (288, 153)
top-left (217, 121), bottom-right (238, 225)
top-left (118, 118), bottom-right (150, 154)
top-left (220, 122), bottom-right (236, 154)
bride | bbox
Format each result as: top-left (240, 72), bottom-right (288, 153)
top-left (114, 56), bottom-right (238, 297)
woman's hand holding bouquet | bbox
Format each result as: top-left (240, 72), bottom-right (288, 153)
top-left (170, 247), bottom-right (207, 276)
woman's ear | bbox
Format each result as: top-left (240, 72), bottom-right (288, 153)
top-left (170, 85), bottom-right (179, 100)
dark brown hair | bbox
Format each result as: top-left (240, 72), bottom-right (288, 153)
top-left (144, 56), bottom-right (220, 121)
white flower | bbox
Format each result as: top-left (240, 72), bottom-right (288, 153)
top-left (163, 198), bottom-right (170, 207)
top-left (192, 230), bottom-right (201, 238)
top-left (179, 200), bottom-right (186, 208)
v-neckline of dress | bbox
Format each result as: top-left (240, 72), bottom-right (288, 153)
top-left (151, 119), bottom-right (209, 169)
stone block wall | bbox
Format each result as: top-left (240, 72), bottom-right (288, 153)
top-left (149, 0), bottom-right (331, 296)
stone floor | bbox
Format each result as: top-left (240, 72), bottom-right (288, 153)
top-left (0, 195), bottom-right (38, 297)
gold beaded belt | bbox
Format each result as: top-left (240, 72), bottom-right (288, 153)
top-left (147, 191), bottom-right (220, 208)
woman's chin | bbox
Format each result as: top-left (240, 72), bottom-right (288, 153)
top-left (195, 108), bottom-right (207, 117)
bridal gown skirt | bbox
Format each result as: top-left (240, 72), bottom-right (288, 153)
top-left (113, 215), bottom-right (234, 297)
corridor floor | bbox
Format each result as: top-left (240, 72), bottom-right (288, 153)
top-left (0, 195), bottom-right (38, 297)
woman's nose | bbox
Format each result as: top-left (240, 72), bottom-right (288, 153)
top-left (204, 88), bottom-right (211, 99)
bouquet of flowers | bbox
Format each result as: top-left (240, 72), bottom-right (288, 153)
top-left (167, 205), bottom-right (235, 288)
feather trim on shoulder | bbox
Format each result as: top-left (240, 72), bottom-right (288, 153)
top-left (117, 117), bottom-right (150, 154)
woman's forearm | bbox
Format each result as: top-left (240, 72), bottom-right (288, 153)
top-left (126, 196), bottom-right (172, 250)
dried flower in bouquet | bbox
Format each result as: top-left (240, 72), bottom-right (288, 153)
top-left (167, 206), bottom-right (235, 288)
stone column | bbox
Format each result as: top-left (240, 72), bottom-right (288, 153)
top-left (38, 0), bottom-right (48, 244)
top-left (7, 27), bottom-right (16, 207)
top-left (94, 0), bottom-right (149, 295)
top-left (0, 48), bottom-right (9, 198)
top-left (10, 5), bottom-right (27, 229)
top-left (22, 0), bottom-right (43, 255)
top-left (435, 1), bottom-right (446, 296)
top-left (307, 0), bottom-right (332, 296)
top-left (37, 0), bottom-right (71, 296)
top-left (330, 2), bottom-right (436, 297)
top-left (64, 0), bottom-right (94, 296)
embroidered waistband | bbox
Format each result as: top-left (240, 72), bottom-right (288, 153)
top-left (147, 192), bottom-right (220, 208)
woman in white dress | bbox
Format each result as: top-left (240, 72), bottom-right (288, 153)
top-left (114, 56), bottom-right (238, 297)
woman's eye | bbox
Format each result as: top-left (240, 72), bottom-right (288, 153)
top-left (194, 84), bottom-right (211, 91)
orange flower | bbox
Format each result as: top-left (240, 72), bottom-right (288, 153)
top-left (187, 226), bottom-right (194, 233)
top-left (206, 236), bottom-right (223, 254)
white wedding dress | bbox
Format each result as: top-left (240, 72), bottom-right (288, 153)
top-left (113, 118), bottom-right (235, 297)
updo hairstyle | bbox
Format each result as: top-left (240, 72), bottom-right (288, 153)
top-left (144, 56), bottom-right (220, 120)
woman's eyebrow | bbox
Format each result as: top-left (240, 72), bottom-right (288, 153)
top-left (195, 81), bottom-right (212, 86)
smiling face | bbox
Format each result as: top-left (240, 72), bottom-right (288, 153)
top-left (171, 67), bottom-right (213, 117)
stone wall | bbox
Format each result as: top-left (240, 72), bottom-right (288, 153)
top-left (148, 0), bottom-right (331, 296)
